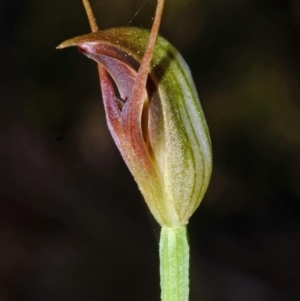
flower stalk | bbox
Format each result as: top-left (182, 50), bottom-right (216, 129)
top-left (160, 226), bottom-right (189, 301)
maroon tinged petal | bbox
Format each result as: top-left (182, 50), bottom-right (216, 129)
top-left (80, 44), bottom-right (156, 174)
top-left (95, 46), bottom-right (169, 224)
top-left (77, 40), bottom-right (168, 225)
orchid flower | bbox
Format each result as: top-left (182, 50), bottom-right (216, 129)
top-left (58, 0), bottom-right (212, 300)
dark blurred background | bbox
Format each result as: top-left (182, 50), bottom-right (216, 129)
top-left (1, 0), bottom-right (300, 300)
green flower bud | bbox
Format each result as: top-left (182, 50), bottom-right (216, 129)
top-left (58, 27), bottom-right (212, 227)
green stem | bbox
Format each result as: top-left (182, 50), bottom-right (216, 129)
top-left (160, 226), bottom-right (189, 301)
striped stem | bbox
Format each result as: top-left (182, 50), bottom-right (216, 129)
top-left (160, 226), bottom-right (190, 301)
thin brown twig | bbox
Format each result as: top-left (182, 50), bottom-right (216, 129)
top-left (82, 0), bottom-right (98, 32)
top-left (130, 0), bottom-right (166, 101)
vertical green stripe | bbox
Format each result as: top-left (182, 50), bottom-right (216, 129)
top-left (160, 226), bottom-right (190, 301)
